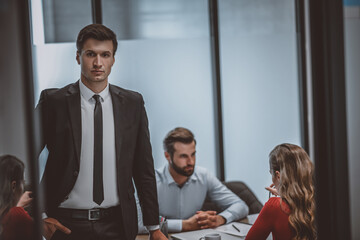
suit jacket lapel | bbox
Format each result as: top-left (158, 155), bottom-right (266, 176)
top-left (67, 81), bottom-right (82, 166)
top-left (110, 84), bottom-right (126, 165)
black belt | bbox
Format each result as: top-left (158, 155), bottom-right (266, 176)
top-left (55, 206), bottom-right (119, 221)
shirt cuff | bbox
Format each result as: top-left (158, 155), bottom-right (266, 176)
top-left (167, 219), bottom-right (183, 233)
top-left (42, 212), bottom-right (48, 219)
top-left (219, 211), bottom-right (233, 223)
top-left (146, 225), bottom-right (160, 232)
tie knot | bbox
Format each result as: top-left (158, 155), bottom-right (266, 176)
top-left (93, 94), bottom-right (101, 103)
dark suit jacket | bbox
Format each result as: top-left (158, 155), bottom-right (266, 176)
top-left (36, 81), bottom-right (159, 239)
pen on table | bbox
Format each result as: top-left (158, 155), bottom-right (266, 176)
top-left (232, 224), bottom-right (240, 232)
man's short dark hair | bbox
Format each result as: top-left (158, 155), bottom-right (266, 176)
top-left (163, 127), bottom-right (196, 158)
top-left (76, 24), bottom-right (118, 55)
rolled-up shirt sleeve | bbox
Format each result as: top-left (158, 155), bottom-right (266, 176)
top-left (145, 225), bottom-right (160, 232)
top-left (206, 172), bottom-right (249, 223)
top-left (167, 219), bottom-right (183, 233)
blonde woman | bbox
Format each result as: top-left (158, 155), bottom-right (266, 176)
top-left (246, 144), bottom-right (316, 240)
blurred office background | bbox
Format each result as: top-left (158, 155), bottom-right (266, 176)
top-left (31, 0), bottom-right (301, 206)
top-left (0, 0), bottom-right (359, 239)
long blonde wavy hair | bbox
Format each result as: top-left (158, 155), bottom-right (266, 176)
top-left (269, 143), bottom-right (316, 240)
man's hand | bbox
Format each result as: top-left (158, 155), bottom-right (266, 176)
top-left (196, 211), bottom-right (225, 229)
top-left (182, 214), bottom-right (201, 231)
top-left (149, 229), bottom-right (167, 240)
top-left (43, 218), bottom-right (71, 240)
top-left (17, 191), bottom-right (33, 208)
top-left (265, 183), bottom-right (279, 196)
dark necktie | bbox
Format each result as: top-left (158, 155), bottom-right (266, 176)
top-left (93, 94), bottom-right (104, 205)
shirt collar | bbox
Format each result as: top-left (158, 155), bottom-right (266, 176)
top-left (164, 163), bottom-right (199, 186)
top-left (163, 164), bottom-right (176, 185)
top-left (79, 79), bottom-right (110, 102)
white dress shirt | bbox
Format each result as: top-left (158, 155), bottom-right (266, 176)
top-left (59, 80), bottom-right (119, 209)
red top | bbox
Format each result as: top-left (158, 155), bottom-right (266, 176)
top-left (1, 207), bottom-right (34, 240)
top-left (245, 197), bottom-right (294, 240)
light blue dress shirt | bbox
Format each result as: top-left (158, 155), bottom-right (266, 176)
top-left (155, 164), bottom-right (249, 232)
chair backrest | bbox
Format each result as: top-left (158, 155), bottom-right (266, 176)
top-left (201, 181), bottom-right (263, 215)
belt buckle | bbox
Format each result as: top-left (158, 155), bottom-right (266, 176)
top-left (88, 209), bottom-right (101, 221)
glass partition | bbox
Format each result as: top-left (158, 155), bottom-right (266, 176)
top-left (218, 0), bottom-right (302, 203)
top-left (102, 0), bottom-right (209, 39)
top-left (103, 0), bottom-right (217, 172)
top-left (42, 0), bottom-right (92, 43)
top-left (343, 1), bottom-right (360, 239)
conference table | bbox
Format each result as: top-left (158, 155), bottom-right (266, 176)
top-left (135, 214), bottom-right (272, 240)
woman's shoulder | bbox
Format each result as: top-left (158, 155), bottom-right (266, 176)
top-left (8, 207), bottom-right (28, 215)
top-left (265, 197), bottom-right (291, 214)
top-left (3, 207), bottom-right (32, 222)
top-left (266, 197), bottom-right (281, 206)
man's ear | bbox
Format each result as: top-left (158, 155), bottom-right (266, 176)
top-left (76, 51), bottom-right (81, 65)
top-left (164, 152), bottom-right (171, 163)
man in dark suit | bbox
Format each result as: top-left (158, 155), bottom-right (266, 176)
top-left (37, 24), bottom-right (166, 240)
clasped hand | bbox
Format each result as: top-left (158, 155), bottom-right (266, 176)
top-left (183, 211), bottom-right (225, 231)
top-left (197, 210), bottom-right (225, 229)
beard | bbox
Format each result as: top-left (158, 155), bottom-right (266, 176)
top-left (170, 159), bottom-right (194, 177)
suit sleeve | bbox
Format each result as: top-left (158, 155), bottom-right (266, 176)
top-left (34, 90), bottom-right (48, 157)
top-left (132, 95), bottom-right (160, 226)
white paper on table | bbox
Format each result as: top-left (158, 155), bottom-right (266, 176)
top-left (214, 222), bottom-right (252, 237)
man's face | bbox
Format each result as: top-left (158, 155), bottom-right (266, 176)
top-left (167, 141), bottom-right (196, 177)
top-left (76, 38), bottom-right (115, 84)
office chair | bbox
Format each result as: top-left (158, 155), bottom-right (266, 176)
top-left (201, 181), bottom-right (263, 215)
